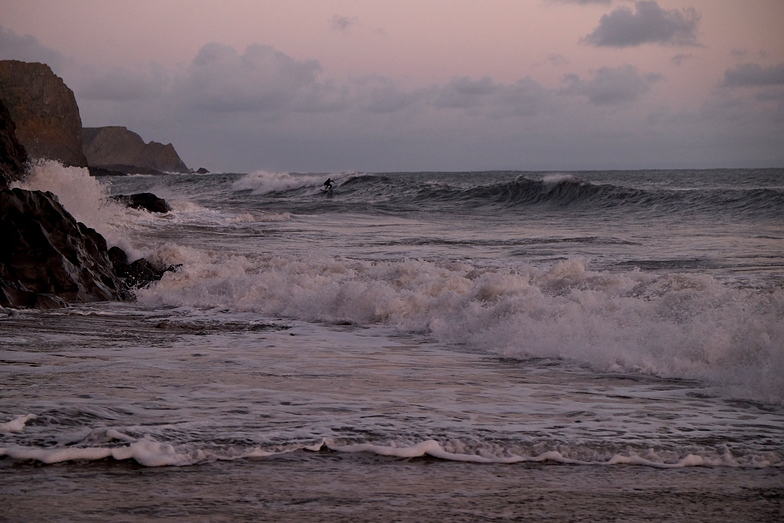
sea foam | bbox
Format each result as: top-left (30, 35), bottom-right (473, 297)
top-left (136, 250), bottom-right (784, 404)
top-left (1, 435), bottom-right (773, 468)
top-left (10, 160), bottom-right (145, 256)
top-left (0, 414), bottom-right (37, 433)
top-left (231, 170), bottom-right (326, 195)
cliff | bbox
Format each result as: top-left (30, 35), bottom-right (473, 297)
top-left (1, 87), bottom-right (173, 308)
top-left (0, 60), bottom-right (88, 168)
top-left (0, 94), bottom-right (122, 307)
top-left (83, 126), bottom-right (189, 174)
top-left (0, 99), bottom-right (28, 187)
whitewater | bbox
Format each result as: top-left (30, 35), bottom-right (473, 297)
top-left (1, 163), bottom-right (782, 521)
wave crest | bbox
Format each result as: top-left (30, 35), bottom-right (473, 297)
top-left (136, 253), bottom-right (784, 404)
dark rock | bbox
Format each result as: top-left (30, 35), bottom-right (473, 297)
top-left (88, 166), bottom-right (127, 177)
top-left (109, 245), bottom-right (178, 291)
top-left (0, 188), bottom-right (124, 308)
top-left (0, 64), bottom-right (177, 309)
top-left (0, 189), bottom-right (175, 308)
top-left (1, 75), bottom-right (117, 307)
top-left (108, 246), bottom-right (129, 267)
top-left (0, 98), bottom-right (28, 188)
top-left (0, 60), bottom-right (88, 168)
top-left (94, 164), bottom-right (165, 175)
top-left (195, 167), bottom-right (209, 174)
top-left (113, 255), bottom-right (178, 290)
top-left (82, 126), bottom-right (189, 174)
top-left (111, 192), bottom-right (172, 213)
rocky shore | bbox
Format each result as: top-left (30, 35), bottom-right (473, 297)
top-left (0, 61), bottom-right (178, 309)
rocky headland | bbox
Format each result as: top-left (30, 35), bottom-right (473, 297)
top-left (0, 61), bottom-right (177, 309)
top-left (83, 126), bottom-right (190, 175)
top-left (0, 60), bottom-right (88, 168)
top-left (0, 59), bottom-right (191, 176)
top-left (0, 97), bottom-right (123, 308)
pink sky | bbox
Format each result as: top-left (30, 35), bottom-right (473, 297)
top-left (2, 0), bottom-right (783, 171)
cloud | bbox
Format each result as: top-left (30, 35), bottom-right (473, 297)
top-left (76, 63), bottom-right (170, 102)
top-left (0, 26), bottom-right (166, 105)
top-left (432, 76), bottom-right (553, 117)
top-left (351, 76), bottom-right (427, 113)
top-left (174, 43), bottom-right (326, 113)
top-left (583, 1), bottom-right (700, 47)
top-left (730, 49), bottom-right (748, 60)
top-left (330, 15), bottom-right (359, 33)
top-left (172, 43), bottom-right (438, 116)
top-left (3, 31), bottom-right (767, 172)
top-left (434, 76), bottom-right (500, 109)
top-left (0, 25), bottom-right (67, 71)
top-left (560, 64), bottom-right (662, 105)
top-left (549, 0), bottom-right (612, 4)
top-left (490, 78), bottom-right (555, 118)
top-left (546, 54), bottom-right (571, 67)
top-left (671, 53), bottom-right (694, 66)
top-left (722, 63), bottom-right (784, 87)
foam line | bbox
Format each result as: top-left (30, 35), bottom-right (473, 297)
top-left (0, 414), bottom-right (37, 433)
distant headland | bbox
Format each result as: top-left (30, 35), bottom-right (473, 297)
top-left (0, 59), bottom-right (199, 175)
top-left (82, 126), bottom-right (189, 175)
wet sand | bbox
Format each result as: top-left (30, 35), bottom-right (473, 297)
top-left (2, 452), bottom-right (781, 522)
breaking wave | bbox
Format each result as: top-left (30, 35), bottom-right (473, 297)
top-left (230, 170), bottom-right (784, 218)
top-left (2, 417), bottom-right (778, 468)
top-left (135, 248), bottom-right (784, 405)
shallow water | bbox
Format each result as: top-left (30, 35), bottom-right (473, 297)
top-left (2, 306), bottom-right (782, 467)
top-left (2, 165), bottom-right (783, 520)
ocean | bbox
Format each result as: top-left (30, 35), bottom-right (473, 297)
top-left (1, 164), bottom-right (783, 521)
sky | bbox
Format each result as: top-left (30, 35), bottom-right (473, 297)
top-left (1, 0), bottom-right (783, 172)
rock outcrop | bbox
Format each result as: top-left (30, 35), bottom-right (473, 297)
top-left (0, 60), bottom-right (88, 168)
top-left (0, 99), bottom-right (122, 308)
top-left (82, 126), bottom-right (189, 174)
top-left (0, 184), bottom-right (174, 308)
top-left (111, 192), bottom-right (172, 214)
top-left (0, 88), bottom-right (174, 309)
top-left (109, 247), bottom-right (178, 290)
top-left (0, 188), bottom-right (125, 308)
top-left (0, 99), bottom-right (28, 187)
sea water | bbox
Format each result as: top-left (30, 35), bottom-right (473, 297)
top-left (1, 163), bottom-right (782, 520)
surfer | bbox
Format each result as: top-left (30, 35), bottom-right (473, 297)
top-left (323, 178), bottom-right (334, 192)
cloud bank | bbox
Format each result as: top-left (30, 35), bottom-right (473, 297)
top-left (174, 43), bottom-right (328, 114)
top-left (1, 23), bottom-right (781, 171)
top-left (138, 43), bottom-right (662, 120)
top-left (551, 0), bottom-right (612, 4)
top-left (584, 1), bottom-right (700, 47)
top-left (723, 63), bottom-right (784, 87)
top-left (560, 65), bottom-right (663, 105)
top-left (0, 26), bottom-right (67, 70)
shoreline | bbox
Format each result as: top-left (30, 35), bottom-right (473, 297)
top-left (1, 453), bottom-right (781, 522)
